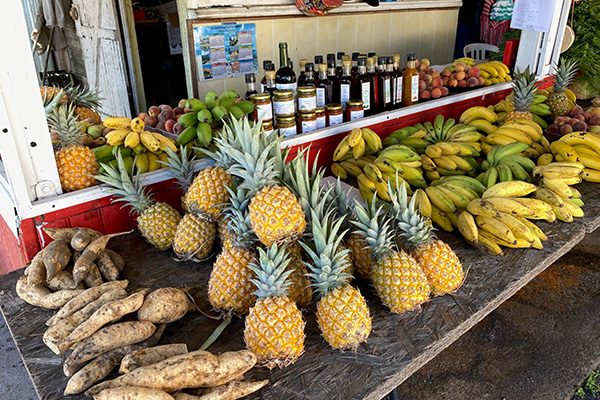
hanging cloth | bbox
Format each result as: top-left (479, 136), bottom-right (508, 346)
top-left (296, 0), bottom-right (343, 16)
top-left (481, 0), bottom-right (513, 46)
top-left (31, 0), bottom-right (68, 55)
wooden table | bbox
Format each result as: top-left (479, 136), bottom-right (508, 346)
top-left (2, 183), bottom-right (600, 400)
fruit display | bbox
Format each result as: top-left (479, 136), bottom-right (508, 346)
top-left (545, 58), bottom-right (578, 118)
top-left (478, 142), bottom-right (536, 187)
top-left (42, 85), bottom-right (104, 125)
top-left (476, 61), bottom-right (512, 86)
top-left (416, 58), bottom-right (450, 100)
top-left (553, 133), bottom-right (600, 183)
top-left (546, 105), bottom-right (600, 136)
top-left (441, 57), bottom-right (487, 89)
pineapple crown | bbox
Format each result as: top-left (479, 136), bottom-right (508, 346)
top-left (200, 117), bottom-right (255, 169)
top-left (553, 58), bottom-right (578, 92)
top-left (512, 66), bottom-right (539, 112)
top-left (42, 87), bottom-right (66, 113)
top-left (351, 196), bottom-right (396, 259)
top-left (326, 178), bottom-right (357, 231)
top-left (47, 104), bottom-right (84, 148)
top-left (388, 179), bottom-right (434, 248)
top-left (223, 184), bottom-right (257, 249)
top-left (66, 84), bottom-right (103, 110)
top-left (95, 151), bottom-right (154, 215)
top-left (249, 243), bottom-right (293, 299)
top-left (300, 210), bottom-right (352, 296)
top-left (163, 146), bottom-right (196, 192)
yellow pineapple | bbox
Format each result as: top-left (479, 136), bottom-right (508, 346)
top-left (217, 216), bottom-right (235, 249)
top-left (184, 166), bottom-right (232, 219)
top-left (302, 210), bottom-right (371, 350)
top-left (47, 104), bottom-right (98, 192)
top-left (505, 67), bottom-right (538, 122)
top-left (390, 183), bottom-right (464, 295)
top-left (352, 196), bottom-right (430, 313)
top-left (40, 86), bottom-right (67, 105)
top-left (284, 241), bottom-right (312, 307)
top-left (347, 234), bottom-right (372, 279)
top-left (244, 243), bottom-right (305, 369)
top-left (95, 151), bottom-right (181, 249)
top-left (67, 85), bottom-right (104, 125)
top-left (546, 58), bottom-right (578, 118)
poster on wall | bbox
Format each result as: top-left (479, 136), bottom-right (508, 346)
top-left (193, 23), bottom-right (258, 81)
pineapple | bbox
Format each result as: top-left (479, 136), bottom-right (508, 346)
top-left (225, 118), bottom-right (306, 247)
top-left (208, 185), bottom-right (258, 314)
top-left (347, 233), bottom-right (372, 279)
top-left (183, 166), bottom-right (232, 219)
top-left (244, 243), bottom-right (305, 369)
top-left (95, 151), bottom-right (181, 249)
top-left (283, 241), bottom-right (312, 307)
top-left (162, 145), bottom-right (196, 213)
top-left (67, 85), bottom-right (104, 125)
top-left (302, 210), bottom-right (371, 350)
top-left (47, 104), bottom-right (98, 192)
top-left (505, 67), bottom-right (539, 121)
top-left (390, 183), bottom-right (464, 295)
top-left (40, 86), bottom-right (67, 105)
top-left (547, 58), bottom-right (578, 118)
top-left (352, 197), bottom-right (431, 314)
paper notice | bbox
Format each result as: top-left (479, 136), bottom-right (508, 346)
top-left (510, 0), bottom-right (557, 33)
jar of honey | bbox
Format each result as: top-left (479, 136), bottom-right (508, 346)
top-left (297, 111), bottom-right (317, 134)
top-left (249, 93), bottom-right (273, 122)
top-left (315, 107), bottom-right (326, 129)
top-left (263, 120), bottom-right (274, 135)
top-left (273, 90), bottom-right (295, 117)
top-left (297, 86), bottom-right (317, 112)
top-left (276, 115), bottom-right (297, 137)
top-left (325, 103), bottom-right (343, 126)
top-left (345, 100), bottom-right (364, 122)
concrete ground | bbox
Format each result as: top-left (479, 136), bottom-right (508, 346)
top-left (1, 244), bottom-right (599, 400)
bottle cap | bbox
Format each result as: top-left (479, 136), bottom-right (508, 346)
top-left (337, 52), bottom-right (345, 60)
top-left (327, 53), bottom-right (335, 60)
top-left (387, 56), bottom-right (394, 64)
top-left (407, 52), bottom-right (416, 61)
top-left (352, 52), bottom-right (360, 61)
top-left (305, 62), bottom-right (315, 72)
top-left (245, 73), bottom-right (256, 83)
top-left (377, 56), bottom-right (386, 65)
top-left (266, 70), bottom-right (276, 79)
top-left (318, 63), bottom-right (327, 72)
top-left (368, 52), bottom-right (376, 57)
top-left (357, 58), bottom-right (366, 67)
top-left (279, 42), bottom-right (288, 49)
top-left (265, 62), bottom-right (275, 71)
top-left (327, 59), bottom-right (336, 68)
top-left (342, 60), bottom-right (352, 68)
top-left (299, 59), bottom-right (308, 68)
top-left (262, 60), bottom-right (272, 69)
top-left (367, 57), bottom-right (375, 65)
top-left (314, 55), bottom-right (323, 64)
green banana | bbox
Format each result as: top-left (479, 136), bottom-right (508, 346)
top-left (501, 155), bottom-right (536, 172)
top-left (497, 163), bottom-right (513, 182)
top-left (491, 142), bottom-right (530, 165)
top-left (486, 167), bottom-right (499, 188)
top-left (442, 117), bottom-right (456, 137)
top-left (505, 161), bottom-right (530, 182)
top-left (433, 114), bottom-right (445, 137)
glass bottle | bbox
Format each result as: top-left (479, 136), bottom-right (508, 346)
top-left (339, 60), bottom-right (353, 111)
top-left (351, 52), bottom-right (360, 77)
top-left (314, 55), bottom-right (323, 66)
top-left (377, 56), bottom-right (392, 112)
top-left (297, 58), bottom-right (308, 87)
top-left (260, 61), bottom-right (274, 93)
top-left (244, 74), bottom-right (258, 100)
top-left (327, 58), bottom-right (340, 104)
top-left (403, 52), bottom-right (419, 107)
top-left (275, 43), bottom-right (296, 92)
top-left (392, 54), bottom-right (403, 108)
top-left (386, 57), bottom-right (397, 109)
top-left (336, 52), bottom-right (345, 77)
top-left (352, 58), bottom-right (371, 115)
top-left (303, 63), bottom-right (316, 86)
top-left (367, 57), bottom-right (379, 114)
top-left (368, 52), bottom-right (376, 58)
top-left (316, 63), bottom-right (329, 108)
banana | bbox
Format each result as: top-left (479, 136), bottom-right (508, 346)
top-left (440, 181), bottom-right (479, 200)
top-left (103, 116), bottom-right (132, 130)
top-left (430, 204), bottom-right (454, 232)
top-left (435, 142), bottom-right (463, 156)
top-left (396, 164), bottom-right (425, 181)
top-left (486, 133), bottom-right (517, 146)
top-left (426, 170), bottom-right (441, 181)
top-left (565, 197), bottom-right (584, 207)
top-left (130, 117), bottom-right (145, 133)
top-left (425, 144), bottom-right (444, 159)
top-left (140, 131), bottom-right (161, 152)
top-left (459, 106), bottom-right (498, 125)
top-left (497, 163), bottom-right (513, 182)
top-left (501, 121), bottom-right (542, 142)
top-left (486, 166), bottom-right (499, 188)
top-left (146, 152), bottom-right (160, 171)
top-left (533, 162), bottom-right (584, 180)
top-left (124, 130), bottom-right (140, 149)
top-left (540, 178), bottom-right (573, 199)
top-left (495, 212), bottom-right (534, 242)
top-left (451, 131), bottom-right (483, 143)
top-left (333, 136), bottom-right (352, 161)
top-left (560, 132), bottom-right (600, 154)
top-left (572, 144), bottom-right (600, 157)
top-left (550, 141), bottom-right (580, 163)
top-left (522, 147), bottom-right (541, 159)
top-left (534, 187), bottom-right (565, 208)
top-left (134, 153), bottom-right (149, 174)
top-left (442, 118), bottom-right (456, 136)
top-left (374, 157), bottom-right (400, 174)
top-left (537, 153), bottom-right (554, 166)
top-left (582, 167), bottom-right (600, 182)
top-left (151, 132), bottom-right (178, 152)
top-left (373, 179), bottom-right (391, 202)
top-left (413, 189), bottom-right (432, 217)
top-left (344, 158), bottom-right (369, 168)
top-left (475, 215), bottom-right (517, 244)
top-left (490, 142), bottom-right (530, 165)
top-left (383, 136), bottom-right (398, 147)
top-left (518, 217), bottom-right (547, 242)
top-left (352, 136), bottom-right (366, 159)
top-left (436, 184), bottom-right (470, 209)
top-left (364, 163), bottom-right (384, 183)
top-left (106, 129), bottom-right (131, 146)
top-left (379, 145), bottom-right (421, 162)
top-left (553, 205), bottom-right (574, 223)
top-left (398, 160), bottom-right (422, 168)
top-left (409, 129), bottom-right (428, 139)
top-left (469, 119), bottom-right (497, 135)
top-left (486, 233), bottom-right (532, 249)
top-left (484, 197), bottom-right (535, 217)
top-left (424, 121), bottom-right (436, 137)
top-left (440, 175), bottom-right (487, 196)
top-left (478, 63), bottom-right (500, 78)
top-left (389, 129), bottom-right (411, 142)
top-left (494, 127), bottom-right (533, 145)
top-left (357, 173), bottom-right (377, 192)
top-left (529, 104), bottom-right (551, 117)
top-left (446, 155), bottom-right (474, 173)
top-left (425, 186), bottom-right (457, 213)
top-left (433, 114), bottom-right (445, 137)
top-left (446, 211), bottom-right (460, 228)
top-left (482, 181), bottom-right (537, 199)
top-left (383, 172), bottom-right (412, 195)
top-left (562, 200), bottom-right (584, 218)
top-left (505, 161), bottom-right (530, 181)
top-left (131, 143), bottom-right (146, 155)
top-left (457, 211), bottom-right (479, 244)
top-left (476, 231), bottom-right (503, 255)
top-left (361, 128), bottom-right (382, 152)
top-left (434, 155), bottom-right (458, 171)
top-left (330, 163), bottom-right (348, 180)
top-left (347, 128), bottom-right (363, 147)
top-left (339, 161), bottom-right (363, 177)
top-left (489, 61), bottom-right (508, 77)
top-left (512, 198), bottom-right (554, 214)
top-left (467, 199), bottom-right (500, 217)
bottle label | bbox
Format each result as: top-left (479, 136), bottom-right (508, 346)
top-left (396, 76), bottom-right (403, 104)
top-left (301, 119), bottom-right (317, 134)
top-left (256, 103), bottom-right (273, 121)
top-left (316, 88), bottom-right (326, 108)
top-left (260, 83), bottom-right (266, 93)
top-left (384, 78), bottom-right (391, 104)
top-left (328, 113), bottom-right (343, 126)
top-left (276, 82), bottom-right (297, 96)
top-left (316, 115), bottom-right (326, 129)
top-left (350, 109), bottom-right (364, 121)
top-left (340, 84), bottom-right (351, 110)
top-left (411, 75), bottom-right (419, 102)
top-left (361, 82), bottom-right (371, 110)
top-left (264, 126), bottom-right (274, 135)
top-left (298, 95), bottom-right (317, 112)
top-left (273, 99), bottom-right (295, 116)
top-left (279, 125), bottom-right (297, 137)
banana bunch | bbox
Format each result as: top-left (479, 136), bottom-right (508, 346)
top-left (555, 132), bottom-right (600, 183)
top-left (481, 119), bottom-right (550, 159)
top-left (382, 126), bottom-right (428, 153)
top-left (477, 61), bottom-right (512, 86)
top-left (422, 175), bottom-right (487, 232)
top-left (332, 127), bottom-right (383, 162)
top-left (453, 57), bottom-right (476, 67)
top-left (420, 114), bottom-right (483, 180)
top-left (533, 161), bottom-right (586, 221)
top-left (477, 142), bottom-right (536, 187)
top-left (96, 147), bottom-right (168, 175)
top-left (103, 116), bottom-right (178, 153)
top-left (493, 95), bottom-right (550, 128)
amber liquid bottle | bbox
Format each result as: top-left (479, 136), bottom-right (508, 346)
top-left (403, 52), bottom-right (419, 107)
top-left (327, 59), bottom-right (340, 104)
top-left (376, 56), bottom-right (392, 112)
top-left (367, 57), bottom-right (379, 115)
top-left (297, 58), bottom-right (308, 87)
top-left (316, 63), bottom-right (329, 108)
top-left (352, 58), bottom-right (371, 115)
top-left (339, 60), bottom-right (353, 111)
top-left (303, 63), bottom-right (316, 86)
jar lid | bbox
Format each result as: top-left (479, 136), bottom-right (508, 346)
top-left (298, 111), bottom-right (316, 118)
top-left (297, 86), bottom-right (316, 94)
top-left (250, 93), bottom-right (271, 101)
top-left (315, 107), bottom-right (325, 114)
top-left (263, 120), bottom-right (273, 127)
top-left (326, 103), bottom-right (342, 111)
top-left (276, 115), bottom-right (296, 124)
top-left (273, 89), bottom-right (293, 97)
top-left (346, 100), bottom-right (364, 107)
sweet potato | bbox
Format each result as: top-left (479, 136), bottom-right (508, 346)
top-left (16, 275), bottom-right (84, 309)
top-left (44, 288), bottom-right (128, 354)
top-left (137, 288), bottom-right (194, 324)
top-left (47, 280), bottom-right (129, 326)
top-left (119, 344), bottom-right (188, 374)
top-left (177, 379), bottom-right (269, 400)
top-left (45, 270), bottom-right (81, 291)
top-left (71, 228), bottom-right (102, 252)
top-left (96, 251), bottom-right (120, 281)
top-left (61, 291), bottom-right (146, 350)
top-left (86, 350), bottom-right (256, 395)
top-left (27, 250), bottom-right (46, 286)
top-left (105, 249), bottom-right (125, 272)
top-left (83, 263), bottom-right (104, 287)
top-left (64, 324), bottom-right (166, 391)
top-left (43, 239), bottom-right (71, 280)
top-left (93, 387), bottom-right (174, 400)
top-left (65, 321), bottom-right (156, 372)
top-left (44, 227), bottom-right (101, 243)
top-left (74, 232), bottom-right (128, 284)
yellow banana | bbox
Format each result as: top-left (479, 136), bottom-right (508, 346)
top-left (501, 121), bottom-right (542, 142)
top-left (146, 152), bottom-right (160, 171)
top-left (484, 197), bottom-right (535, 217)
top-left (106, 129), bottom-right (131, 146)
top-left (158, 152), bottom-right (169, 168)
top-left (425, 186), bottom-right (457, 213)
top-left (475, 215), bottom-right (516, 244)
top-left (357, 173), bottom-right (377, 191)
top-left (550, 141), bottom-right (580, 163)
top-left (445, 211), bottom-right (460, 228)
top-left (534, 187), bottom-right (564, 208)
top-left (333, 136), bottom-right (352, 161)
top-left (134, 153), bottom-right (149, 174)
top-left (467, 199), bottom-right (500, 217)
top-left (476, 231), bottom-right (503, 255)
top-left (396, 164), bottom-right (424, 181)
top-left (413, 189), bottom-right (432, 218)
top-left (435, 142), bottom-right (463, 156)
top-left (579, 151), bottom-right (600, 171)
top-left (151, 132), bottom-right (178, 152)
top-left (469, 119), bottom-right (497, 135)
top-left (482, 181), bottom-right (537, 199)
top-left (478, 63), bottom-right (499, 78)
top-left (364, 163), bottom-right (384, 183)
top-left (374, 157), bottom-right (400, 174)
top-left (103, 116), bottom-right (132, 130)
top-left (343, 158), bottom-right (369, 169)
top-left (541, 178), bottom-right (573, 198)
top-left (436, 184), bottom-right (470, 209)
top-left (495, 212), bottom-right (534, 242)
top-left (537, 153), bottom-right (554, 166)
top-left (352, 136), bottom-right (366, 159)
top-left (373, 179), bottom-right (391, 202)
top-left (457, 211), bottom-right (479, 244)
top-left (553, 205), bottom-right (573, 223)
top-left (486, 233), bottom-right (532, 249)
top-left (533, 162), bottom-right (584, 180)
top-left (430, 204), bottom-right (454, 232)
top-left (130, 117), bottom-right (145, 133)
top-left (460, 106), bottom-right (498, 124)
top-left (489, 61), bottom-right (507, 78)
top-left (513, 119), bottom-right (543, 136)
top-left (330, 163), bottom-right (348, 180)
top-left (140, 131), bottom-right (161, 152)
top-left (361, 128), bottom-right (382, 152)
top-left (339, 161), bottom-right (363, 178)
top-left (398, 160), bottom-right (422, 168)
top-left (425, 144), bottom-right (444, 159)
top-left (518, 217), bottom-right (547, 242)
top-left (434, 155), bottom-right (458, 171)
top-left (439, 181), bottom-right (479, 201)
top-left (347, 128), bottom-right (363, 147)
top-left (493, 128), bottom-right (533, 145)
top-left (541, 136), bottom-right (552, 153)
top-left (124, 130), bottom-right (140, 149)
top-left (420, 154), bottom-right (438, 172)
top-left (512, 198), bottom-right (554, 214)
top-left (560, 132), bottom-right (600, 154)
top-left (562, 199), bottom-right (584, 218)
top-left (426, 170), bottom-right (440, 181)
top-left (582, 167), bottom-right (600, 182)
top-left (486, 133), bottom-right (517, 146)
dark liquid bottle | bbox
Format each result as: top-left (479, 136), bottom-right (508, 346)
top-left (297, 58), bottom-right (308, 87)
top-left (403, 52), bottom-right (419, 107)
top-left (386, 57), bottom-right (397, 109)
top-left (276, 42), bottom-right (296, 92)
top-left (376, 56), bottom-right (392, 112)
top-left (392, 54), bottom-right (403, 108)
top-left (367, 57), bottom-right (379, 114)
top-left (245, 73), bottom-right (258, 100)
top-left (352, 58), bottom-right (371, 115)
top-left (327, 59), bottom-right (340, 104)
top-left (314, 55), bottom-right (323, 66)
top-left (316, 63), bottom-right (329, 108)
top-left (336, 52), bottom-right (345, 78)
top-left (264, 70), bottom-right (277, 97)
top-left (303, 63), bottom-right (316, 86)
top-left (339, 60), bottom-right (353, 111)
top-left (351, 52), bottom-right (360, 77)
top-left (260, 61), bottom-right (273, 93)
